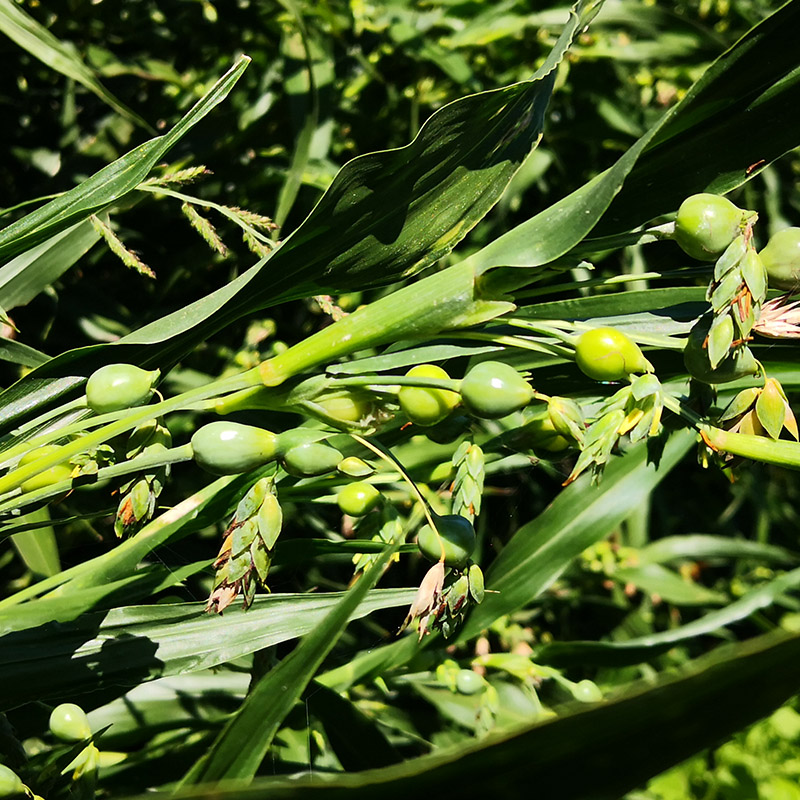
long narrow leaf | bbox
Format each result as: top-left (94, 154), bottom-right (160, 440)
top-left (182, 531), bottom-right (406, 784)
top-left (537, 565), bottom-right (800, 667)
top-left (0, 0), bottom-right (149, 129)
top-left (136, 630), bottom-right (800, 800)
top-left (0, 588), bottom-right (414, 711)
top-left (458, 429), bottom-right (695, 640)
top-left (0, 56), bottom-right (249, 263)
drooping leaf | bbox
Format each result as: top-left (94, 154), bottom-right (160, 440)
top-left (464, 1), bottom-right (800, 275)
top-left (0, 587), bottom-right (414, 710)
top-left (181, 529), bottom-right (406, 784)
top-left (150, 630), bottom-right (800, 800)
top-left (537, 566), bottom-right (800, 667)
top-left (0, 56), bottom-right (249, 264)
top-left (0, 0), bottom-right (149, 129)
top-left (0, 1), bottom-right (598, 399)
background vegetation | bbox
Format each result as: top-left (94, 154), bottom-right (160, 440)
top-left (1, 0), bottom-right (799, 797)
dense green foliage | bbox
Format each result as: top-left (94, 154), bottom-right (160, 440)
top-left (1, 0), bottom-right (800, 797)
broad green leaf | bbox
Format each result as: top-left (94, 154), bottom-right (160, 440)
top-left (637, 534), bottom-right (799, 566)
top-left (613, 563), bottom-right (727, 606)
top-left (181, 529), bottom-right (407, 784)
top-left (0, 1), bottom-right (598, 399)
top-left (465, 1), bottom-right (800, 275)
top-left (306, 681), bottom-right (402, 770)
top-left (150, 630), bottom-right (800, 800)
top-left (458, 428), bottom-right (696, 640)
top-left (537, 566), bottom-right (800, 667)
top-left (0, 561), bottom-right (207, 635)
top-left (0, 56), bottom-right (249, 264)
top-left (0, 218), bottom-right (101, 310)
top-left (10, 507), bottom-right (59, 577)
top-left (594, 0), bottom-right (800, 234)
top-left (88, 671), bottom-right (249, 748)
top-left (0, 0), bottom-right (149, 129)
top-left (0, 588), bottom-right (414, 711)
top-left (0, 337), bottom-right (48, 368)
top-left (0, 470), bottom-right (253, 613)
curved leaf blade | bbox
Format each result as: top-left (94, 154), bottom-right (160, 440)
top-left (458, 428), bottom-right (696, 640)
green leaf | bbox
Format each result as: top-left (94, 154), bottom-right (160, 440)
top-left (0, 2), bottom-right (597, 395)
top-left (0, 0), bottom-right (150, 130)
top-left (306, 681), bottom-right (402, 771)
top-left (0, 337), bottom-right (48, 368)
top-left (613, 563), bottom-right (727, 606)
top-left (637, 534), bottom-right (799, 566)
top-left (458, 429), bottom-right (695, 640)
top-left (160, 630), bottom-right (800, 800)
top-left (594, 1), bottom-right (800, 235)
top-left (0, 218), bottom-right (101, 310)
top-left (0, 56), bottom-right (249, 264)
top-left (537, 566), bottom-right (800, 667)
top-left (10, 506), bottom-right (60, 578)
top-left (181, 528), bottom-right (407, 784)
top-left (464, 1), bottom-right (800, 275)
top-left (0, 588), bottom-right (414, 710)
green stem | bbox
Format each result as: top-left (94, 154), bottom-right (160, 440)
top-left (257, 262), bottom-right (512, 387)
top-left (701, 427), bottom-right (800, 470)
top-left (0, 372), bottom-right (257, 495)
top-left (0, 443), bottom-right (195, 515)
top-left (349, 434), bottom-right (437, 532)
top-left (445, 330), bottom-right (574, 359)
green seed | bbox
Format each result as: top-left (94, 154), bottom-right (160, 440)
top-left (417, 514), bottom-right (476, 568)
top-left (337, 482), bottom-right (381, 516)
top-left (683, 315), bottom-right (759, 384)
top-left (283, 442), bottom-right (343, 477)
top-left (18, 444), bottom-right (73, 493)
top-left (191, 422), bottom-right (278, 475)
top-left (398, 364), bottom-right (460, 427)
top-left (455, 669), bottom-right (484, 695)
top-left (674, 193), bottom-right (748, 261)
top-left (759, 227), bottom-right (800, 290)
top-left (460, 361), bottom-right (533, 419)
top-left (49, 702), bottom-right (91, 741)
top-left (0, 765), bottom-right (24, 797)
top-left (575, 328), bottom-right (651, 382)
top-left (86, 363), bottom-right (159, 414)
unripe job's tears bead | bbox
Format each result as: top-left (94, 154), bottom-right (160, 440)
top-left (0, 765), bottom-right (24, 797)
top-left (337, 482), bottom-right (381, 516)
top-left (398, 364), bottom-right (460, 427)
top-left (49, 702), bottom-right (91, 741)
top-left (417, 514), bottom-right (476, 568)
top-left (86, 363), bottom-right (159, 414)
top-left (759, 227), bottom-right (800, 290)
top-left (460, 361), bottom-right (533, 419)
top-left (575, 327), bottom-right (651, 382)
top-left (191, 422), bottom-right (278, 475)
top-left (18, 445), bottom-right (73, 493)
top-left (283, 442), bottom-right (343, 477)
top-left (674, 193), bottom-right (749, 262)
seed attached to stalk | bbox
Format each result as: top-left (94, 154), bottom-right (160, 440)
top-left (398, 364), bottom-right (460, 426)
top-left (191, 422), bottom-right (278, 475)
top-left (417, 514), bottom-right (476, 568)
top-left (674, 193), bottom-right (752, 261)
top-left (86, 363), bottom-right (160, 414)
top-left (460, 361), bottom-right (533, 419)
top-left (575, 327), bottom-right (652, 382)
